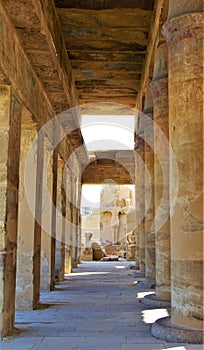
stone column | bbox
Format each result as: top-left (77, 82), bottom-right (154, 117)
top-left (152, 0), bottom-right (203, 343)
top-left (55, 157), bottom-right (65, 283)
top-left (71, 174), bottom-right (78, 267)
top-left (0, 86), bottom-right (21, 337)
top-left (64, 167), bottom-right (72, 274)
top-left (137, 115), bottom-right (145, 273)
top-left (135, 168), bottom-right (139, 270)
top-left (126, 210), bottom-right (136, 261)
top-left (76, 179), bottom-right (82, 263)
top-left (16, 109), bottom-right (38, 310)
top-left (119, 211), bottom-right (127, 242)
top-left (134, 141), bottom-right (140, 269)
top-left (32, 131), bottom-right (44, 309)
top-left (50, 149), bottom-right (58, 291)
top-left (40, 138), bottom-right (53, 291)
top-left (143, 43), bottom-right (171, 306)
top-left (143, 89), bottom-right (155, 286)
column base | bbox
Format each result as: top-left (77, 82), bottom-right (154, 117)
top-left (136, 279), bottom-right (155, 289)
top-left (141, 293), bottom-right (171, 307)
top-left (151, 316), bottom-right (203, 344)
top-left (72, 261), bottom-right (78, 268)
top-left (131, 269), bottom-right (145, 279)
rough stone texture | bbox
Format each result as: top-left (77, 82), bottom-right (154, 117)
top-left (32, 132), bottom-right (44, 309)
top-left (71, 174), bottom-right (77, 267)
top-left (126, 230), bottom-right (136, 261)
top-left (16, 109), bottom-right (37, 310)
top-left (40, 139), bottom-right (53, 290)
top-left (0, 0), bottom-right (87, 170)
top-left (152, 316), bottom-right (203, 344)
top-left (55, 2), bottom-right (154, 107)
top-left (50, 150), bottom-right (58, 291)
top-left (135, 122), bottom-right (145, 273)
top-left (55, 157), bottom-right (65, 283)
top-left (0, 86), bottom-right (22, 337)
top-left (149, 43), bottom-right (171, 302)
top-left (64, 167), bottom-right (72, 274)
top-left (126, 209), bottom-right (136, 261)
top-left (76, 181), bottom-right (82, 264)
top-left (142, 293), bottom-right (170, 308)
top-left (82, 158), bottom-right (134, 184)
top-left (81, 247), bottom-right (93, 261)
top-left (104, 244), bottom-right (126, 258)
top-left (162, 1), bottom-right (203, 335)
top-left (143, 88), bottom-right (155, 283)
top-left (167, 0), bottom-right (203, 20)
top-left (100, 184), bottom-right (133, 244)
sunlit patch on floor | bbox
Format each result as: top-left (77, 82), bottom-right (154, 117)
top-left (114, 265), bottom-right (126, 269)
top-left (142, 308), bottom-right (169, 323)
top-left (165, 347), bottom-right (187, 350)
top-left (137, 291), bottom-right (155, 299)
top-left (65, 271), bottom-right (110, 276)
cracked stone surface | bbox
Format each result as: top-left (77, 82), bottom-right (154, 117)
top-left (0, 262), bottom-right (202, 350)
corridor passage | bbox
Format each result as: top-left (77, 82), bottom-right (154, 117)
top-left (1, 262), bottom-right (202, 350)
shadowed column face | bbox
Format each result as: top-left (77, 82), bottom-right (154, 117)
top-left (143, 89), bottom-right (155, 283)
top-left (163, 0), bottom-right (203, 330)
top-left (64, 167), bottom-right (72, 274)
top-left (40, 138), bottom-right (53, 291)
top-left (0, 86), bottom-right (22, 337)
top-left (55, 157), bottom-right (65, 284)
top-left (136, 132), bottom-right (145, 273)
top-left (16, 109), bottom-right (38, 310)
top-left (150, 43), bottom-right (171, 301)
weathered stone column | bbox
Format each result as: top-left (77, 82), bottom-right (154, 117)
top-left (134, 142), bottom-right (140, 269)
top-left (16, 109), bottom-right (38, 310)
top-left (152, 0), bottom-right (203, 343)
top-left (0, 85), bottom-right (21, 337)
top-left (55, 157), bottom-right (65, 283)
top-left (76, 179), bottom-right (82, 264)
top-left (50, 149), bottom-right (58, 291)
top-left (143, 90), bottom-right (155, 286)
top-left (61, 163), bottom-right (66, 279)
top-left (64, 167), bottom-right (72, 274)
top-left (40, 138), bottom-right (53, 291)
top-left (126, 210), bottom-right (136, 261)
top-left (71, 174), bottom-right (79, 267)
top-left (32, 131), bottom-right (44, 309)
top-left (143, 43), bottom-right (171, 306)
top-left (135, 116), bottom-right (145, 273)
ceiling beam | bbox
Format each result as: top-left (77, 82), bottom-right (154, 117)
top-left (54, 0), bottom-right (154, 11)
top-left (0, 1), bottom-right (88, 166)
top-left (135, 0), bottom-right (164, 110)
top-left (30, 0), bottom-right (79, 109)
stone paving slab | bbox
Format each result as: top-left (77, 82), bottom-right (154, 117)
top-left (0, 262), bottom-right (203, 350)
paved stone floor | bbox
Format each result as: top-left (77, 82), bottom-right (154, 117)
top-left (0, 262), bottom-right (203, 350)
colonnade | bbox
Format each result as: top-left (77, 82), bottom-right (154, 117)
top-left (0, 0), bottom-right (203, 345)
top-left (134, 0), bottom-right (203, 343)
top-left (0, 87), bottom-right (82, 336)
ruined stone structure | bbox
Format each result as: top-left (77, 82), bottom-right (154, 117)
top-left (81, 184), bottom-right (134, 261)
top-left (0, 0), bottom-right (203, 345)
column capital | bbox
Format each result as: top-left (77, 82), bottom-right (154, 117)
top-left (163, 12), bottom-right (203, 47)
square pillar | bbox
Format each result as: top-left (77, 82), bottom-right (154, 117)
top-left (0, 85), bottom-right (21, 337)
top-left (55, 156), bottom-right (65, 283)
top-left (64, 167), bottom-right (72, 274)
top-left (40, 138), bottom-right (53, 291)
top-left (16, 108), bottom-right (38, 310)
